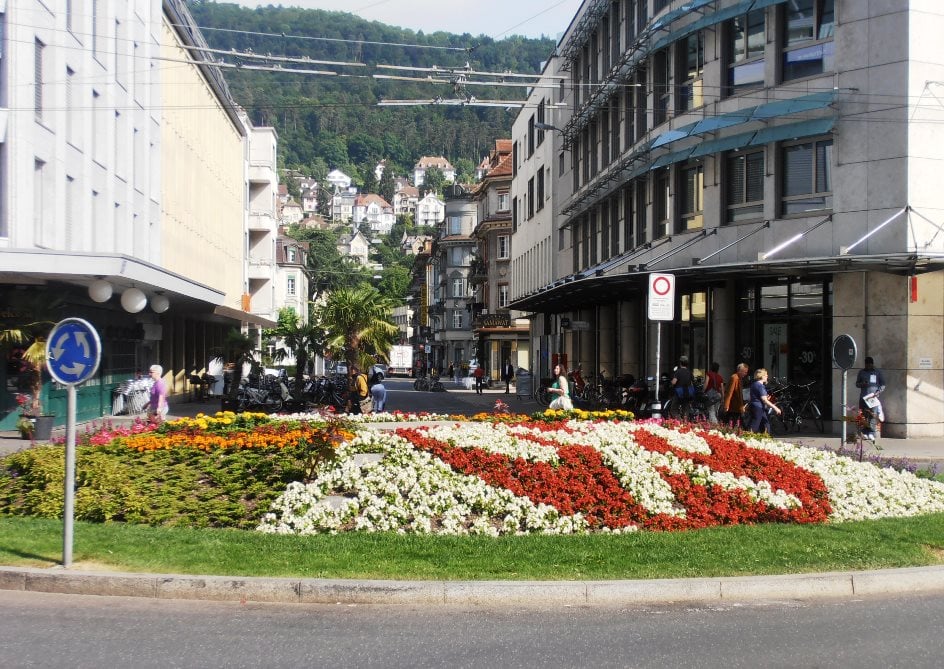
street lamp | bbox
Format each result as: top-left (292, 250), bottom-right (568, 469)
top-left (534, 121), bottom-right (564, 135)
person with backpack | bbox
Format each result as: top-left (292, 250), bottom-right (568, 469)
top-left (347, 365), bottom-right (371, 414)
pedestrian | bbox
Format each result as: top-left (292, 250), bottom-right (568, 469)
top-left (347, 364), bottom-right (371, 414)
top-left (855, 356), bottom-right (886, 442)
top-left (548, 362), bottom-right (573, 411)
top-left (704, 361), bottom-right (725, 424)
top-left (473, 364), bottom-right (485, 394)
top-left (747, 368), bottom-right (780, 434)
top-left (723, 363), bottom-right (749, 427)
top-left (670, 356), bottom-right (695, 420)
top-left (147, 364), bottom-right (168, 422)
top-left (369, 367), bottom-right (387, 413)
top-left (501, 358), bottom-right (515, 394)
top-left (447, 363), bottom-right (455, 382)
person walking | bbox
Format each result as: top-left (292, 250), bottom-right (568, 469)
top-left (473, 364), bottom-right (485, 394)
top-left (855, 356), bottom-right (886, 442)
top-left (670, 356), bottom-right (695, 420)
top-left (147, 364), bottom-right (168, 422)
top-left (704, 361), bottom-right (725, 424)
top-left (501, 358), bottom-right (515, 394)
top-left (369, 367), bottom-right (387, 413)
top-left (347, 365), bottom-right (370, 414)
top-left (723, 363), bottom-right (749, 427)
top-left (548, 362), bottom-right (573, 410)
top-left (747, 368), bottom-right (780, 434)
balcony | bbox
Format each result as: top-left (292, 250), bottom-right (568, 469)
top-left (248, 258), bottom-right (275, 281)
top-left (248, 163), bottom-right (275, 184)
top-left (248, 210), bottom-right (276, 232)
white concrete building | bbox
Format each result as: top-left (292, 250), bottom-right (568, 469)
top-left (353, 194), bottom-right (396, 235)
top-left (413, 156), bottom-right (456, 186)
top-left (416, 193), bottom-right (446, 228)
top-left (511, 0), bottom-right (944, 438)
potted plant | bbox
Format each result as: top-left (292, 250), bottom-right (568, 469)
top-left (1, 295), bottom-right (61, 439)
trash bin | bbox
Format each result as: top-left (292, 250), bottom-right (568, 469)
top-left (515, 370), bottom-right (533, 399)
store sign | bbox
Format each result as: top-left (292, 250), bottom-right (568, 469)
top-left (477, 314), bottom-right (511, 328)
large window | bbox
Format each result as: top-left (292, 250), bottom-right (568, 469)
top-left (679, 162), bottom-right (704, 231)
top-left (452, 277), bottom-right (468, 298)
top-left (287, 275), bottom-right (296, 296)
top-left (726, 9), bottom-right (765, 95)
top-left (727, 150), bottom-right (765, 223)
top-left (782, 138), bottom-right (833, 215)
top-left (677, 32), bottom-right (704, 112)
top-left (653, 48), bottom-right (671, 127)
top-left (782, 0), bottom-right (835, 81)
top-left (498, 284), bottom-right (510, 309)
top-left (497, 191), bottom-right (510, 211)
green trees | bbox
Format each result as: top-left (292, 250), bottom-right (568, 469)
top-left (421, 167), bottom-right (446, 197)
top-left (270, 311), bottom-right (325, 398)
top-left (316, 285), bottom-right (398, 370)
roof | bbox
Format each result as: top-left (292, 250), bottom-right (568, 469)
top-left (414, 156), bottom-right (455, 170)
top-left (355, 193), bottom-right (392, 208)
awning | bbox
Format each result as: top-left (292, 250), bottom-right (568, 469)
top-left (689, 129), bottom-right (757, 157)
top-left (749, 117), bottom-right (836, 145)
top-left (212, 305), bottom-right (278, 329)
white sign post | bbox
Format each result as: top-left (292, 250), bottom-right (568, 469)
top-left (648, 274), bottom-right (676, 416)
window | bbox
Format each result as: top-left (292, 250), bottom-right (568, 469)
top-left (726, 9), bottom-right (765, 96)
top-left (679, 162), bottom-right (704, 231)
top-left (527, 177), bottom-right (535, 219)
top-left (536, 168), bottom-right (545, 211)
top-left (452, 310), bottom-right (464, 329)
top-left (34, 39), bottom-right (45, 121)
top-left (677, 32), bottom-right (704, 112)
top-left (610, 196), bottom-right (620, 256)
top-left (452, 277), bottom-right (467, 298)
top-left (782, 0), bottom-right (835, 81)
top-left (782, 138), bottom-right (833, 215)
top-left (536, 99), bottom-right (546, 147)
top-left (497, 234), bottom-right (510, 260)
top-left (600, 204), bottom-right (610, 260)
top-left (653, 48), bottom-right (670, 126)
top-left (497, 191), bottom-right (509, 211)
top-left (589, 210), bottom-right (598, 265)
top-left (512, 196), bottom-right (518, 232)
top-left (448, 215), bottom-right (462, 235)
top-left (287, 275), bottom-right (296, 296)
top-left (654, 171), bottom-right (670, 239)
top-left (66, 67), bottom-right (76, 145)
top-left (527, 115), bottom-right (535, 157)
top-left (623, 186), bottom-right (634, 251)
top-left (498, 284), bottom-right (510, 309)
top-left (726, 150), bottom-right (765, 222)
top-left (287, 246), bottom-right (297, 262)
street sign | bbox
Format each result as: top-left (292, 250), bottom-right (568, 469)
top-left (647, 273), bottom-right (676, 321)
top-left (832, 334), bottom-right (857, 370)
top-left (45, 318), bottom-right (102, 570)
top-left (45, 318), bottom-right (102, 386)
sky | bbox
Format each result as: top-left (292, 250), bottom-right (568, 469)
top-left (229, 0), bottom-right (584, 40)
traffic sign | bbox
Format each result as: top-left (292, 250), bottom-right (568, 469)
top-left (45, 318), bottom-right (102, 386)
top-left (832, 334), bottom-right (857, 370)
top-left (648, 273), bottom-right (676, 321)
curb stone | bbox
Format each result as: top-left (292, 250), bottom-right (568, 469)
top-left (2, 565), bottom-right (944, 606)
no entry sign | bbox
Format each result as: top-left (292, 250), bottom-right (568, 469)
top-left (648, 273), bottom-right (676, 321)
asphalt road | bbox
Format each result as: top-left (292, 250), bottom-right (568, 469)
top-left (2, 589), bottom-right (943, 668)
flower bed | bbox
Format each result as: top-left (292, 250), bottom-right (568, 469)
top-left (258, 418), bottom-right (944, 536)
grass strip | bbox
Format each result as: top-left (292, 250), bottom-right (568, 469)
top-left (1, 515), bottom-right (942, 581)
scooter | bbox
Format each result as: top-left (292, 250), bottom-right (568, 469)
top-left (236, 375), bottom-right (291, 413)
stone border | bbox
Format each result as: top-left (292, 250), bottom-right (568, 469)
top-left (2, 565), bottom-right (943, 606)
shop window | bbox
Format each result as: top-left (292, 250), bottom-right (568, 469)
top-left (679, 162), bottom-right (704, 231)
top-left (726, 150), bottom-right (765, 223)
top-left (781, 138), bottom-right (833, 215)
top-left (725, 9), bottom-right (765, 96)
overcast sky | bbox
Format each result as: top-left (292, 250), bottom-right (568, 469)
top-left (228, 0), bottom-right (583, 39)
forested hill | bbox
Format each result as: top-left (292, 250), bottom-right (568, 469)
top-left (185, 1), bottom-right (557, 184)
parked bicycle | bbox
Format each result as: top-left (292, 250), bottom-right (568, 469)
top-left (413, 373), bottom-right (445, 392)
top-left (768, 380), bottom-right (825, 434)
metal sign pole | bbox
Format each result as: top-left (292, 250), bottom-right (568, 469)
top-left (653, 322), bottom-right (662, 418)
top-left (63, 385), bottom-right (77, 567)
top-left (841, 369), bottom-right (848, 449)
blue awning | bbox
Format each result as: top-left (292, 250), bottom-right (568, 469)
top-left (651, 127), bottom-right (695, 149)
top-left (689, 112), bottom-right (754, 136)
top-left (750, 91), bottom-right (836, 120)
top-left (650, 147), bottom-right (695, 169)
top-left (749, 117), bottom-right (835, 145)
top-left (689, 129), bottom-right (758, 157)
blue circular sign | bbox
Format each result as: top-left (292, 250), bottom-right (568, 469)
top-left (45, 318), bottom-right (102, 386)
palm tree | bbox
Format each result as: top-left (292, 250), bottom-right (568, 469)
top-left (0, 294), bottom-right (63, 415)
top-left (317, 285), bottom-right (398, 371)
top-left (215, 329), bottom-right (257, 399)
top-left (271, 311), bottom-right (324, 398)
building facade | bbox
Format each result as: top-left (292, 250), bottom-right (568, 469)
top-left (0, 0), bottom-right (273, 430)
top-left (511, 0), bottom-right (944, 437)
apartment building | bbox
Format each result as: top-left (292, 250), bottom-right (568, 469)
top-left (511, 0), bottom-right (944, 437)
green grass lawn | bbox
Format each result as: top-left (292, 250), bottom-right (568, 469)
top-left (2, 514), bottom-right (942, 581)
